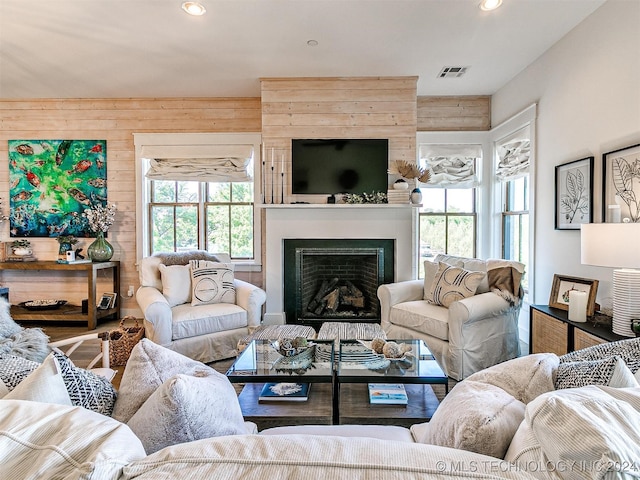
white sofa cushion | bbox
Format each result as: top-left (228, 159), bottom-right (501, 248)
top-left (389, 300), bottom-right (449, 341)
top-left (0, 399), bottom-right (146, 480)
top-left (260, 424), bottom-right (414, 442)
top-left (127, 370), bottom-right (248, 454)
top-left (411, 380), bottom-right (525, 460)
top-left (112, 339), bottom-right (215, 423)
top-left (505, 386), bottom-right (640, 479)
top-left (158, 264), bottom-right (192, 306)
top-left (171, 302), bottom-right (247, 340)
top-left (120, 433), bottom-right (534, 479)
top-left (426, 262), bottom-right (485, 308)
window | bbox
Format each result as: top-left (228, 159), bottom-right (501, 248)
top-left (417, 143), bottom-right (480, 277)
top-left (502, 175), bottom-right (529, 291)
top-left (134, 133), bottom-right (262, 263)
top-left (148, 180), bottom-right (254, 258)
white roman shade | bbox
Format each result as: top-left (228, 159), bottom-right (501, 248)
top-left (142, 144), bottom-right (254, 182)
top-left (418, 144), bottom-right (481, 188)
top-left (495, 126), bottom-right (530, 182)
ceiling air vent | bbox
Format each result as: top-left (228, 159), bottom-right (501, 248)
top-left (438, 66), bottom-right (468, 78)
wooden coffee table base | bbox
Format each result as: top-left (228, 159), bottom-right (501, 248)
top-left (339, 383), bottom-right (439, 428)
top-left (237, 382), bottom-right (439, 430)
top-left (237, 383), bottom-right (333, 431)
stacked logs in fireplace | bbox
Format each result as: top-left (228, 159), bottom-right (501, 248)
top-left (306, 277), bottom-right (366, 316)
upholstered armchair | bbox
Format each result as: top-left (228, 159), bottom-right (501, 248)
top-left (378, 254), bottom-right (524, 380)
top-left (136, 251), bottom-right (266, 363)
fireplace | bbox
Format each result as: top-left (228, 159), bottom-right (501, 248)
top-left (283, 239), bottom-right (394, 326)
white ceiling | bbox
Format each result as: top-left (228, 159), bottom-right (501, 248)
top-left (0, 0), bottom-right (606, 99)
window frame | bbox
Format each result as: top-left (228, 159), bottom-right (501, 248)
top-left (134, 133), bottom-right (262, 268)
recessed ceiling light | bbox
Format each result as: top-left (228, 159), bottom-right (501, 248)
top-left (182, 1), bottom-right (206, 16)
top-left (479, 0), bottom-right (502, 11)
top-left (307, 40), bottom-right (319, 47)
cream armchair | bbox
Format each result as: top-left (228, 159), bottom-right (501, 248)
top-left (136, 251), bottom-right (266, 363)
top-left (378, 255), bottom-right (523, 380)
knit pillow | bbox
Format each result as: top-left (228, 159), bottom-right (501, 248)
top-left (52, 351), bottom-right (117, 416)
top-left (190, 260), bottom-right (236, 306)
top-left (5, 354), bottom-right (72, 406)
top-left (426, 262), bottom-right (485, 308)
top-left (555, 356), bottom-right (639, 390)
top-left (0, 354), bottom-right (40, 396)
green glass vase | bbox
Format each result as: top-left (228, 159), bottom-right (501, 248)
top-left (87, 231), bottom-right (114, 262)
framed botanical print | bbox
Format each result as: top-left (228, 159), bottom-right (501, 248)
top-left (602, 143), bottom-right (640, 223)
top-left (555, 156), bottom-right (593, 230)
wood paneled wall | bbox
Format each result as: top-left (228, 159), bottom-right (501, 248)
top-left (417, 95), bottom-right (491, 131)
top-left (0, 98), bottom-right (261, 315)
top-left (261, 76), bottom-right (419, 202)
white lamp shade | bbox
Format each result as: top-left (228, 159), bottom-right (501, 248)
top-left (580, 223), bottom-right (640, 268)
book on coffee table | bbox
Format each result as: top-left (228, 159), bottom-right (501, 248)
top-left (368, 383), bottom-right (408, 405)
top-left (259, 382), bottom-right (310, 402)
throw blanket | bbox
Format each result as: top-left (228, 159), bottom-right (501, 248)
top-left (156, 250), bottom-right (221, 266)
top-left (487, 259), bottom-right (525, 306)
top-left (0, 298), bottom-right (50, 363)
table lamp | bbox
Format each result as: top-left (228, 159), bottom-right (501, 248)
top-left (580, 223), bottom-right (640, 337)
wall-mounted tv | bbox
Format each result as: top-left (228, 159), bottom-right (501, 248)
top-left (291, 139), bottom-right (389, 195)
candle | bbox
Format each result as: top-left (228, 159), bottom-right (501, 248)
top-left (281, 153), bottom-right (284, 174)
top-left (568, 290), bottom-right (588, 322)
top-left (271, 148), bottom-right (274, 168)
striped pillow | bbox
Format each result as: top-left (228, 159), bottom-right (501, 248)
top-left (190, 260), bottom-right (236, 306)
top-left (426, 262), bottom-right (485, 308)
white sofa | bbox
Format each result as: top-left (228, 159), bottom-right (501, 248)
top-left (3, 338), bottom-right (640, 479)
top-left (136, 251), bottom-right (266, 363)
top-left (378, 254), bottom-right (524, 380)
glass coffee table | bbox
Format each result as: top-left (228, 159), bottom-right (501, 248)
top-left (336, 339), bottom-right (448, 427)
top-left (226, 339), bottom-right (335, 430)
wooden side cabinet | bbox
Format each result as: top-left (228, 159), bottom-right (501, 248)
top-left (530, 305), bottom-right (627, 355)
top-left (0, 260), bottom-right (120, 331)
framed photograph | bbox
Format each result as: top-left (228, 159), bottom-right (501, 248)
top-left (555, 156), bottom-right (593, 230)
top-left (98, 293), bottom-right (113, 310)
top-left (549, 274), bottom-right (599, 316)
top-left (603, 143), bottom-right (640, 223)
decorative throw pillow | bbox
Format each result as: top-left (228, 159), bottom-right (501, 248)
top-left (410, 380), bottom-right (526, 460)
top-left (127, 370), bottom-right (247, 454)
top-left (111, 338), bottom-right (216, 424)
top-left (52, 351), bottom-right (117, 416)
top-left (426, 262), bottom-right (485, 308)
top-left (559, 337), bottom-right (640, 375)
top-left (158, 264), bottom-right (192, 307)
top-left (189, 260), bottom-right (236, 306)
top-left (0, 354), bottom-right (40, 396)
top-left (5, 353), bottom-right (72, 406)
top-left (555, 356), bottom-right (639, 390)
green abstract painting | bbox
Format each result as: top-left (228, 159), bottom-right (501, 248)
top-left (8, 139), bottom-right (107, 237)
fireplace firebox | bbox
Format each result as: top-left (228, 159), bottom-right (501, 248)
top-left (283, 239), bottom-right (394, 327)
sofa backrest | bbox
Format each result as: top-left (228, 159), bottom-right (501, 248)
top-left (138, 251), bottom-right (232, 289)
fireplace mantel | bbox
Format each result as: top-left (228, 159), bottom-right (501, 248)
top-left (263, 205), bottom-right (417, 325)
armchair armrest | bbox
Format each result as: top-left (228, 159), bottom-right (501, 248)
top-left (377, 280), bottom-right (424, 329)
top-left (136, 286), bottom-right (173, 345)
top-left (235, 279), bottom-right (267, 327)
top-left (448, 292), bottom-right (512, 326)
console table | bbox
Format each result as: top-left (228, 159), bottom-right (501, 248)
top-left (0, 261), bottom-right (120, 330)
top-left (529, 304), bottom-right (627, 355)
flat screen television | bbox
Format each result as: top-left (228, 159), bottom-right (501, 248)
top-left (291, 139), bottom-right (389, 195)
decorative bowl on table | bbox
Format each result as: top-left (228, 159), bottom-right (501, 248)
top-left (270, 337), bottom-right (316, 373)
top-left (19, 299), bottom-right (68, 311)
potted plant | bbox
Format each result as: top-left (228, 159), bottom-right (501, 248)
top-left (56, 235), bottom-right (78, 260)
top-left (11, 239), bottom-right (32, 256)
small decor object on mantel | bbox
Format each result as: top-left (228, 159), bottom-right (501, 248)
top-left (342, 191), bottom-right (388, 204)
top-left (56, 235), bottom-right (78, 261)
top-left (388, 160), bottom-right (431, 205)
top-left (7, 239), bottom-right (36, 262)
top-left (83, 203), bottom-right (116, 262)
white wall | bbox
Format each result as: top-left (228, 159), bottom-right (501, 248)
top-left (492, 0), bottom-right (640, 313)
